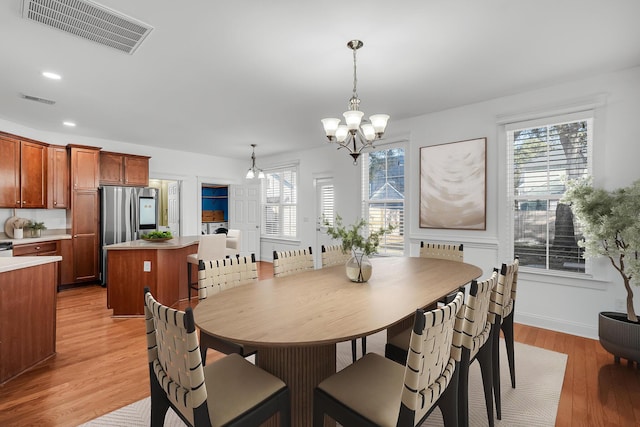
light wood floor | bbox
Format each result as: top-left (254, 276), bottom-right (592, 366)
top-left (1, 262), bottom-right (639, 427)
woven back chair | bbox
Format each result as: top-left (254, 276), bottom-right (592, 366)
top-left (143, 288), bottom-right (290, 427)
top-left (273, 247), bottom-right (313, 277)
top-left (186, 234), bottom-right (227, 300)
top-left (489, 257), bottom-right (519, 420)
top-left (421, 242), bottom-right (465, 304)
top-left (196, 255), bottom-right (258, 363)
top-left (313, 293), bottom-right (464, 427)
top-left (321, 244), bottom-right (351, 267)
top-left (321, 244), bottom-right (364, 362)
top-left (451, 271), bottom-right (499, 427)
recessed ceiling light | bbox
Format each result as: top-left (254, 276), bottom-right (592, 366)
top-left (63, 121), bottom-right (76, 127)
top-left (42, 71), bottom-right (62, 80)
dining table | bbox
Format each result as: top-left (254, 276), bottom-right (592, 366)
top-left (193, 256), bottom-right (483, 426)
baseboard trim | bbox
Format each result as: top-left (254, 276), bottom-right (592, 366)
top-left (516, 312), bottom-right (598, 340)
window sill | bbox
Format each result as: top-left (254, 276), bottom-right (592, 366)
top-left (519, 267), bottom-right (609, 291)
top-left (261, 236), bottom-right (301, 245)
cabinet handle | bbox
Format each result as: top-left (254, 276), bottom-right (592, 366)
top-left (54, 201), bottom-right (57, 206)
top-left (35, 246), bottom-right (41, 250)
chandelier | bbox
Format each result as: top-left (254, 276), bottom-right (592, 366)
top-left (321, 40), bottom-right (390, 164)
top-left (245, 144), bottom-right (265, 179)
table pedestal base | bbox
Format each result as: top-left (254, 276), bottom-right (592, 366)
top-left (258, 344), bottom-right (336, 427)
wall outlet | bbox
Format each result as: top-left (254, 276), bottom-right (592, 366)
top-left (143, 261), bottom-right (151, 272)
top-left (614, 298), bottom-right (625, 312)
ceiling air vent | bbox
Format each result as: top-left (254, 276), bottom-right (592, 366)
top-left (20, 94), bottom-right (56, 105)
top-left (21, 0), bottom-right (153, 55)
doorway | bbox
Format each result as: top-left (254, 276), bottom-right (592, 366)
top-left (314, 177), bottom-right (335, 268)
top-left (149, 179), bottom-right (181, 236)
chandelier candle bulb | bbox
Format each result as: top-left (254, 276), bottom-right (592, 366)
top-left (321, 39), bottom-right (389, 164)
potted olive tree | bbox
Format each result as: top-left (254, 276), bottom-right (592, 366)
top-left (564, 178), bottom-right (640, 362)
top-left (323, 214), bottom-right (394, 283)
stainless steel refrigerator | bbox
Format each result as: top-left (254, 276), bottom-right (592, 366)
top-left (100, 186), bottom-right (158, 285)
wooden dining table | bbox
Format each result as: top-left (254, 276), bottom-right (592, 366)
top-left (193, 256), bottom-right (483, 426)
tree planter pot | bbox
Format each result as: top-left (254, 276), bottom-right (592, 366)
top-left (598, 311), bottom-right (640, 364)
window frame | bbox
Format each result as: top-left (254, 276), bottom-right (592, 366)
top-left (361, 141), bottom-right (407, 256)
top-left (502, 110), bottom-right (594, 278)
top-left (261, 164), bottom-right (298, 240)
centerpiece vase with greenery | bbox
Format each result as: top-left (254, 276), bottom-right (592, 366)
top-left (324, 214), bottom-right (394, 283)
top-left (564, 178), bottom-right (640, 363)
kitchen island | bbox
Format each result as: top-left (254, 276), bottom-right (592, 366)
top-left (105, 236), bottom-right (199, 316)
top-left (0, 256), bottom-right (61, 384)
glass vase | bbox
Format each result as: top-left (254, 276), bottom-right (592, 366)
top-left (345, 252), bottom-right (372, 283)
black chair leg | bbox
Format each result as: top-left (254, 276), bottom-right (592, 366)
top-left (438, 363), bottom-right (459, 427)
top-left (502, 311), bottom-right (516, 388)
top-left (457, 350), bottom-right (471, 427)
top-left (492, 322), bottom-right (502, 420)
top-left (351, 339), bottom-right (357, 363)
top-left (477, 340), bottom-right (495, 427)
top-left (149, 367), bottom-right (170, 427)
top-left (362, 336), bottom-right (366, 355)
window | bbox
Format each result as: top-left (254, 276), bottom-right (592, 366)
top-left (262, 166), bottom-right (297, 238)
top-left (361, 146), bottom-right (405, 255)
top-left (319, 181), bottom-right (335, 227)
top-left (507, 113), bottom-right (592, 273)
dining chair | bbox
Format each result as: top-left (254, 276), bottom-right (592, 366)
top-left (225, 229), bottom-right (241, 257)
top-left (489, 256), bottom-right (519, 420)
top-left (272, 247), bottom-right (313, 277)
top-left (313, 292), bottom-right (464, 427)
top-left (451, 271), bottom-right (499, 427)
top-left (384, 242), bottom-right (466, 364)
top-left (187, 233), bottom-right (227, 300)
top-left (420, 241), bottom-right (465, 304)
top-left (321, 244), bottom-right (365, 363)
top-left (197, 254), bottom-right (258, 364)
top-left (143, 287), bottom-right (291, 427)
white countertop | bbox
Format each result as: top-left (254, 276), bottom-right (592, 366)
top-left (0, 256), bottom-right (62, 273)
top-left (104, 235), bottom-right (200, 250)
top-left (0, 234), bottom-right (72, 245)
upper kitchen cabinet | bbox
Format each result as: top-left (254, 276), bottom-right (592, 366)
top-left (0, 132), bottom-right (47, 208)
top-left (100, 151), bottom-right (150, 187)
top-left (69, 145), bottom-right (100, 191)
top-left (47, 145), bottom-right (69, 209)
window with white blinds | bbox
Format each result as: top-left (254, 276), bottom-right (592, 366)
top-left (507, 112), bottom-right (592, 273)
top-left (361, 146), bottom-right (405, 255)
top-left (319, 183), bottom-right (335, 226)
top-left (262, 166), bottom-right (297, 238)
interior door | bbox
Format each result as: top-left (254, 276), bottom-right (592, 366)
top-left (315, 177), bottom-right (336, 268)
top-left (228, 183), bottom-right (260, 259)
top-left (167, 181), bottom-right (180, 236)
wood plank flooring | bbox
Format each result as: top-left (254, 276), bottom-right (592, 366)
top-left (1, 262), bottom-right (639, 426)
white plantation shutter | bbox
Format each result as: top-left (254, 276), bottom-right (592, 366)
top-left (506, 112), bottom-right (592, 272)
top-left (320, 183), bottom-right (335, 226)
top-left (262, 165), bottom-right (297, 238)
top-left (361, 146), bottom-right (405, 255)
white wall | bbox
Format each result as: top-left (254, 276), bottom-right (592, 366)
top-left (0, 118), bottom-right (247, 237)
top-left (265, 66), bottom-right (640, 339)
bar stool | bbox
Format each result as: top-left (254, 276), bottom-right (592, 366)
top-left (186, 234), bottom-right (226, 300)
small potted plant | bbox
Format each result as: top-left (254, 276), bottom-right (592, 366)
top-left (563, 177), bottom-right (640, 362)
top-left (26, 221), bottom-right (47, 238)
top-left (323, 214), bottom-right (394, 282)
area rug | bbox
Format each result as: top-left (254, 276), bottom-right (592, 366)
top-left (80, 332), bottom-right (567, 426)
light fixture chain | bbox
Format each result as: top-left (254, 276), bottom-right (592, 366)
top-left (352, 46), bottom-right (358, 102)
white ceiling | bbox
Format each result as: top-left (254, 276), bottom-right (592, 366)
top-left (1, 0), bottom-right (639, 160)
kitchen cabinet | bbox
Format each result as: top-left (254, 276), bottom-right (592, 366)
top-left (13, 238), bottom-right (74, 286)
top-left (99, 151), bottom-right (150, 186)
top-left (69, 145), bottom-right (100, 282)
top-left (47, 145), bottom-right (69, 209)
top-left (0, 133), bottom-right (47, 208)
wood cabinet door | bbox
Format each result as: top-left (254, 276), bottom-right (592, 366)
top-left (123, 155), bottom-right (149, 186)
top-left (71, 147), bottom-right (100, 191)
top-left (72, 191), bottom-right (99, 281)
top-left (99, 152), bottom-right (124, 185)
top-left (48, 145), bottom-right (69, 209)
top-left (20, 141), bottom-right (47, 208)
top-left (0, 135), bottom-right (21, 208)
top-left (59, 238), bottom-right (74, 285)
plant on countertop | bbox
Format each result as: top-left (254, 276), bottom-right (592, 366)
top-left (563, 177), bottom-right (640, 322)
top-left (142, 230), bottom-right (173, 239)
top-left (27, 221), bottom-right (47, 231)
